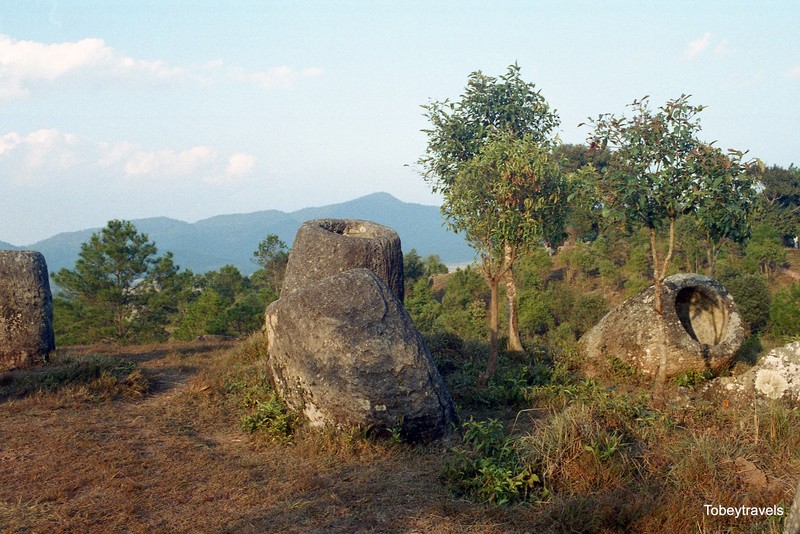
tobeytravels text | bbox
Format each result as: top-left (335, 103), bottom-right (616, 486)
top-left (704, 504), bottom-right (784, 518)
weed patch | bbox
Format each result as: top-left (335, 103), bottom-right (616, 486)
top-left (442, 418), bottom-right (543, 505)
top-left (0, 353), bottom-right (148, 402)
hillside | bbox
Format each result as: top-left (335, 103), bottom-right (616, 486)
top-left (6, 193), bottom-right (474, 276)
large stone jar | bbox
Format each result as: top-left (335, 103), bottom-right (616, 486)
top-left (0, 250), bottom-right (55, 369)
top-left (580, 273), bottom-right (744, 379)
top-left (265, 269), bottom-right (458, 443)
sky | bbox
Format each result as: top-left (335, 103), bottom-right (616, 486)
top-left (1, 1), bottom-right (799, 245)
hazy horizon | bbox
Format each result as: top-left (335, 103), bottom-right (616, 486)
top-left (3, 2), bottom-right (799, 244)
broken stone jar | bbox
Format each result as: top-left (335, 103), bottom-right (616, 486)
top-left (580, 273), bottom-right (744, 379)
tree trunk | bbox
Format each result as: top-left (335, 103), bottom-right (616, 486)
top-left (649, 228), bottom-right (664, 315)
top-left (504, 245), bottom-right (523, 353)
top-left (478, 278), bottom-right (500, 388)
top-left (650, 219), bottom-right (676, 400)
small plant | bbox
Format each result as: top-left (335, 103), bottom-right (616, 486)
top-left (442, 418), bottom-right (542, 505)
top-left (673, 369), bottom-right (713, 388)
top-left (241, 393), bottom-right (299, 440)
top-left (237, 372), bottom-right (300, 441)
top-left (607, 356), bottom-right (638, 380)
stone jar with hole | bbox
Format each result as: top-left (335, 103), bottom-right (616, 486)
top-left (281, 218), bottom-right (404, 301)
top-left (579, 273), bottom-right (744, 379)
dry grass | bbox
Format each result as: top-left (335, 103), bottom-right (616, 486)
top-left (2, 336), bottom-right (799, 533)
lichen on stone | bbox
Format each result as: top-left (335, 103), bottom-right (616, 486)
top-left (754, 369), bottom-right (789, 400)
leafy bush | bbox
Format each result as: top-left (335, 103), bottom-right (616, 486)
top-left (435, 268), bottom-right (488, 341)
top-left (770, 283), bottom-right (800, 338)
top-left (442, 418), bottom-right (542, 505)
top-left (672, 369), bottom-right (713, 388)
top-left (718, 270), bottom-right (771, 334)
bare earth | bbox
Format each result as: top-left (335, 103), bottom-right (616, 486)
top-left (0, 342), bottom-right (528, 534)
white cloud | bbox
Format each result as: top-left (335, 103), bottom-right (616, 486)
top-left (0, 34), bottom-right (183, 99)
top-left (0, 128), bottom-right (256, 186)
top-left (789, 66), bottom-right (800, 78)
top-left (124, 146), bottom-right (217, 178)
top-left (226, 153), bottom-right (256, 176)
top-left (0, 33), bottom-right (323, 100)
top-left (684, 32), bottom-right (712, 60)
top-left (219, 63), bottom-right (324, 90)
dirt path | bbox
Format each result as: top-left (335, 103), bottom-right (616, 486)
top-left (0, 342), bottom-right (514, 533)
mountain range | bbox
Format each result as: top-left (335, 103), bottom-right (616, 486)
top-left (3, 193), bottom-right (475, 277)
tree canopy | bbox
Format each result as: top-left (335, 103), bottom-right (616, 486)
top-left (419, 64), bottom-right (567, 384)
top-left (52, 220), bottom-right (184, 344)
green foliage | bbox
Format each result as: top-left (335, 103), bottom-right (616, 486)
top-left (435, 267), bottom-right (488, 341)
top-left (517, 280), bottom-right (607, 343)
top-left (442, 418), bottom-right (542, 505)
top-left (587, 95), bottom-right (705, 232)
top-left (231, 371), bottom-right (300, 441)
top-left (52, 220), bottom-right (186, 345)
top-left (672, 369), bottom-right (713, 388)
top-left (403, 248), bottom-right (426, 285)
top-left (404, 249), bottom-right (449, 297)
top-left (757, 164), bottom-right (800, 242)
top-left (587, 95), bottom-right (756, 315)
top-left (770, 283), bottom-right (800, 338)
top-left (241, 392), bottom-right (300, 441)
top-left (718, 269), bottom-right (771, 333)
top-left (405, 277), bottom-right (442, 334)
top-left (419, 63), bottom-right (560, 192)
top-left (744, 223), bottom-right (788, 278)
top-left (174, 265), bottom-right (270, 340)
top-left (420, 63), bottom-right (566, 383)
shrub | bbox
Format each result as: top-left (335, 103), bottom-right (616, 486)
top-left (770, 283), bottom-right (800, 338)
top-left (442, 418), bottom-right (542, 505)
top-left (718, 270), bottom-right (771, 334)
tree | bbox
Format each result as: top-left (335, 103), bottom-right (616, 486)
top-left (587, 95), bottom-right (758, 396)
top-left (419, 63), bottom-right (563, 365)
top-left (436, 130), bottom-right (567, 385)
top-left (690, 144), bottom-right (760, 276)
top-left (587, 95), bottom-right (707, 315)
top-left (251, 234), bottom-right (289, 296)
top-left (757, 164), bottom-right (800, 245)
top-left (52, 220), bottom-right (182, 344)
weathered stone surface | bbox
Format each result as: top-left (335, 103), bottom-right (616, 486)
top-left (580, 273), bottom-right (744, 379)
top-left (281, 218), bottom-right (404, 301)
top-left (786, 477), bottom-right (800, 534)
top-left (265, 268), bottom-right (457, 442)
top-left (0, 250), bottom-right (55, 369)
top-left (705, 341), bottom-right (800, 403)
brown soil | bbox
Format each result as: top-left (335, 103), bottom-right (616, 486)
top-left (0, 341), bottom-right (539, 533)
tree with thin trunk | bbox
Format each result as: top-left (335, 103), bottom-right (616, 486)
top-left (588, 95), bottom-right (761, 396)
top-left (419, 63), bottom-right (563, 361)
top-left (437, 130), bottom-right (566, 386)
top-left (587, 95), bottom-right (708, 397)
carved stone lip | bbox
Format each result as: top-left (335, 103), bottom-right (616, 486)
top-left (281, 218), bottom-right (404, 302)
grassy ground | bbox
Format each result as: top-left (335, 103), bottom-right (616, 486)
top-left (2, 336), bottom-right (798, 533)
